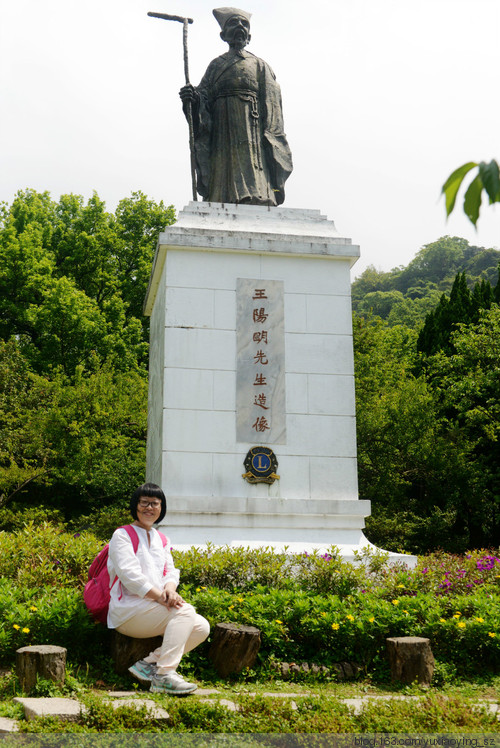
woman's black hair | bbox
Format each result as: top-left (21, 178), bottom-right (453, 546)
top-left (130, 483), bottom-right (167, 524)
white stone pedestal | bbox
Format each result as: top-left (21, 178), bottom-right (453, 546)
top-left (144, 202), bottom-right (413, 564)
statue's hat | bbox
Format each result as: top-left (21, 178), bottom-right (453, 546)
top-left (213, 7), bottom-right (252, 30)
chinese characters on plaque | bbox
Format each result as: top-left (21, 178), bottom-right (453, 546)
top-left (236, 279), bottom-right (286, 444)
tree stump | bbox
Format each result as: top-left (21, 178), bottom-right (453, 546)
top-left (16, 645), bottom-right (67, 694)
top-left (110, 631), bottom-right (163, 674)
top-left (386, 636), bottom-right (435, 685)
top-left (208, 622), bottom-right (261, 677)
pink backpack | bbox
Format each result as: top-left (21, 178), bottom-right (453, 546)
top-left (83, 525), bottom-right (167, 624)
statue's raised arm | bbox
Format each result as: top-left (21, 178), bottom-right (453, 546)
top-left (179, 7), bottom-right (293, 206)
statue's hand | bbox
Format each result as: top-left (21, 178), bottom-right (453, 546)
top-left (179, 85), bottom-right (197, 103)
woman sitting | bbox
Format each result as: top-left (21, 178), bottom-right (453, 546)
top-left (107, 482), bottom-right (209, 695)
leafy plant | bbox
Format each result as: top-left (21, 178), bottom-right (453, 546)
top-left (442, 159), bottom-right (500, 226)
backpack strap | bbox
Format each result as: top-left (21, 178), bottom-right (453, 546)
top-left (119, 525), bottom-right (166, 551)
top-left (156, 531), bottom-right (170, 576)
top-left (110, 525), bottom-right (140, 595)
top-left (157, 531), bottom-right (168, 548)
top-left (121, 524), bottom-right (140, 553)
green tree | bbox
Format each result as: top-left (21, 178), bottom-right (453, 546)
top-left (0, 189), bottom-right (175, 376)
top-left (386, 291), bottom-right (443, 328)
top-left (467, 249), bottom-right (500, 283)
top-left (417, 270), bottom-right (498, 357)
top-left (0, 189), bottom-right (175, 517)
top-left (33, 362), bottom-right (148, 514)
top-left (353, 315), bottom-right (467, 552)
top-left (356, 290), bottom-right (405, 320)
top-left (425, 307), bottom-right (500, 546)
top-left (0, 340), bottom-right (54, 506)
top-left (395, 236), bottom-right (471, 290)
top-left (351, 237), bottom-right (498, 328)
top-left (351, 265), bottom-right (391, 308)
top-left (0, 341), bottom-right (148, 515)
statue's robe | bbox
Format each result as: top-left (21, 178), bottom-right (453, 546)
top-left (192, 49), bottom-right (293, 205)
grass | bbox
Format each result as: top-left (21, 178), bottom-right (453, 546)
top-left (1, 665), bottom-right (498, 735)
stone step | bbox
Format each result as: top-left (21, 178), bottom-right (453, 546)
top-left (0, 717), bottom-right (18, 734)
top-left (13, 697), bottom-right (84, 722)
top-left (104, 697), bottom-right (169, 722)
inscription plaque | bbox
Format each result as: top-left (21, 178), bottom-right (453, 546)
top-left (236, 278), bottom-right (286, 444)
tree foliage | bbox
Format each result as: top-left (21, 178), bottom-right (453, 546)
top-left (355, 260), bottom-right (500, 551)
top-left (0, 190), bottom-right (175, 515)
top-left (0, 342), bottom-right (148, 513)
top-left (353, 316), bottom-right (469, 552)
top-left (0, 189), bottom-right (175, 376)
top-left (442, 159), bottom-right (500, 226)
top-left (417, 269), bottom-right (499, 357)
top-left (425, 308), bottom-right (500, 546)
top-left (0, 340), bottom-right (53, 505)
top-left (352, 236), bottom-right (500, 327)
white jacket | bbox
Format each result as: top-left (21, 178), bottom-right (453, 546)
top-left (107, 525), bottom-right (180, 628)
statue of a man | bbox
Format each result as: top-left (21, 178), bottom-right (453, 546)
top-left (180, 7), bottom-right (293, 206)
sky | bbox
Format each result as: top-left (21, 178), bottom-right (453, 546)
top-left (1, 0), bottom-right (498, 278)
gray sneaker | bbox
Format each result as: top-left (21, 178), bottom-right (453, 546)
top-left (128, 659), bottom-right (157, 684)
top-left (150, 671), bottom-right (197, 695)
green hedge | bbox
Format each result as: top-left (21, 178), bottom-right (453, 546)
top-left (2, 581), bottom-right (499, 674)
top-left (0, 523), bottom-right (498, 675)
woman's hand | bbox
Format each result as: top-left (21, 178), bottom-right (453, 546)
top-left (147, 584), bottom-right (183, 607)
top-left (163, 589), bottom-right (184, 608)
top-left (162, 583), bottom-right (184, 608)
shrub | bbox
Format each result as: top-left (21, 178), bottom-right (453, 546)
top-left (0, 522), bottom-right (101, 587)
top-left (173, 543), bottom-right (366, 596)
top-left (0, 504), bottom-right (66, 532)
top-left (0, 578), bottom-right (108, 666)
top-left (68, 504), bottom-right (132, 542)
top-left (0, 523), bottom-right (497, 677)
top-left (182, 587), bottom-right (500, 674)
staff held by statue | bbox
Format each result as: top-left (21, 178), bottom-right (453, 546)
top-left (147, 11), bottom-right (198, 201)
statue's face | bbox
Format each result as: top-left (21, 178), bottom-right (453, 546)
top-left (222, 15), bottom-right (251, 47)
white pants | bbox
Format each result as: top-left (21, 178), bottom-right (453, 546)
top-left (117, 602), bottom-right (210, 674)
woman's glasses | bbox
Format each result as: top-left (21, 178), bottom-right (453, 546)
top-left (138, 499), bottom-right (162, 509)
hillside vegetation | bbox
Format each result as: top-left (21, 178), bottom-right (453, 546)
top-left (352, 235), bottom-right (500, 327)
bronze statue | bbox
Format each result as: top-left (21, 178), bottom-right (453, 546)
top-left (179, 7), bottom-right (293, 206)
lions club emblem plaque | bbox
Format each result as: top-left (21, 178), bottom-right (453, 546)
top-left (242, 446), bottom-right (279, 485)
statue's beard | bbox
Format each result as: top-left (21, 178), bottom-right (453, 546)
top-left (230, 39), bottom-right (247, 50)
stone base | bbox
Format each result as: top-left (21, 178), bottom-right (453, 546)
top-left (162, 495), bottom-right (370, 537)
top-left (160, 493), bottom-right (416, 566)
top-left (145, 202), bottom-right (410, 565)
